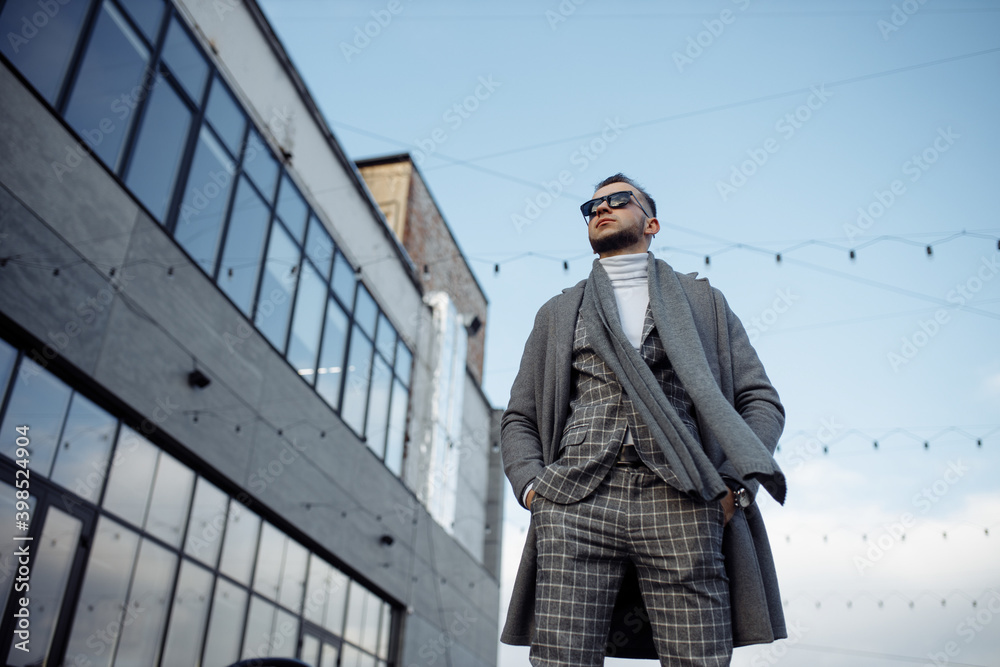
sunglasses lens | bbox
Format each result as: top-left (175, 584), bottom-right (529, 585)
top-left (581, 199), bottom-right (599, 218)
top-left (608, 192), bottom-right (632, 208)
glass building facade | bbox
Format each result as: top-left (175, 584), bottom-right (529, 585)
top-left (0, 0), bottom-right (432, 664)
top-left (0, 0), bottom-right (413, 471)
top-left (0, 338), bottom-right (395, 665)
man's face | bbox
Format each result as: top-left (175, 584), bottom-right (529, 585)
top-left (586, 183), bottom-right (658, 257)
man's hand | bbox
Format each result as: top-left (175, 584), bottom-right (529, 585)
top-left (721, 488), bottom-right (736, 526)
top-left (526, 488), bottom-right (536, 510)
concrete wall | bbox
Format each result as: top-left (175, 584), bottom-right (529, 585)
top-left (0, 46), bottom-right (497, 667)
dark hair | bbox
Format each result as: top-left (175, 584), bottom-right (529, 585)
top-left (593, 173), bottom-right (656, 218)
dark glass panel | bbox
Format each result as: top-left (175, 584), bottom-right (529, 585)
top-left (175, 125), bottom-right (237, 273)
top-left (63, 516), bottom-right (141, 667)
top-left (365, 355), bottom-right (392, 459)
top-left (0, 483), bottom-right (35, 616)
top-left (395, 339), bottom-right (412, 386)
top-left (305, 215), bottom-right (334, 279)
top-left (101, 425), bottom-right (156, 527)
top-left (6, 506), bottom-right (80, 666)
top-left (161, 16), bottom-right (207, 103)
top-left (354, 285), bottom-right (378, 338)
top-left (218, 500), bottom-right (261, 585)
top-left (161, 559), bottom-right (213, 666)
top-left (0, 0), bottom-right (92, 103)
top-left (287, 261), bottom-right (326, 382)
top-left (278, 538), bottom-right (308, 612)
top-left (344, 580), bottom-right (376, 651)
top-left (218, 175), bottom-right (270, 315)
top-left (275, 173), bottom-right (307, 241)
top-left (301, 634), bottom-right (320, 666)
top-left (315, 297), bottom-right (349, 410)
top-left (205, 76), bottom-right (246, 156)
top-left (320, 643), bottom-right (340, 667)
top-left (242, 129), bottom-right (279, 200)
top-left (114, 538), bottom-right (177, 665)
top-left (124, 74), bottom-right (192, 221)
top-left (272, 609), bottom-right (299, 658)
top-left (184, 476), bottom-right (229, 567)
top-left (375, 314), bottom-right (396, 365)
top-left (331, 249), bottom-right (356, 310)
top-left (321, 565), bottom-right (348, 636)
top-left (360, 595), bottom-right (380, 654)
top-left (377, 603), bottom-right (392, 658)
top-left (49, 392), bottom-right (116, 502)
top-left (202, 578), bottom-right (248, 667)
top-left (0, 356), bottom-right (72, 476)
top-left (145, 451), bottom-right (195, 548)
top-left (242, 596), bottom-right (276, 660)
top-left (63, 1), bottom-right (150, 171)
top-left (118, 0), bottom-right (163, 42)
top-left (254, 223), bottom-right (300, 352)
top-left (341, 326), bottom-right (373, 435)
top-left (0, 338), bottom-right (15, 398)
top-left (303, 556), bottom-right (330, 626)
top-left (252, 522), bottom-right (283, 601)
top-left (384, 380), bottom-right (408, 477)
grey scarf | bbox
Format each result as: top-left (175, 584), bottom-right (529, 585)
top-left (581, 253), bottom-right (786, 504)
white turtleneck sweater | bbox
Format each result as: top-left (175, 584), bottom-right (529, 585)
top-left (598, 252), bottom-right (649, 350)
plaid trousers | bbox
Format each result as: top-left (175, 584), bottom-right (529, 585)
top-left (530, 307), bottom-right (732, 666)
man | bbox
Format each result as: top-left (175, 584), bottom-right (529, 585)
top-left (500, 174), bottom-right (787, 666)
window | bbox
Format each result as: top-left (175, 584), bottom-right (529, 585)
top-left (62, 1), bottom-right (150, 171)
top-left (118, 0), bottom-right (165, 43)
top-left (160, 16), bottom-right (207, 104)
top-left (219, 500), bottom-right (262, 586)
top-left (0, 345), bottom-right (400, 665)
top-left (243, 129), bottom-right (280, 200)
top-left (161, 560), bottom-right (214, 665)
top-left (287, 261), bottom-right (327, 380)
top-left (306, 215), bottom-right (335, 279)
top-left (315, 296), bottom-right (349, 408)
top-left (175, 125), bottom-right (237, 272)
top-left (124, 74), bottom-right (193, 221)
top-left (276, 173), bottom-right (308, 242)
top-left (341, 325), bottom-right (373, 436)
top-left (384, 379), bottom-right (409, 476)
top-left (255, 222), bottom-right (301, 351)
top-left (332, 249), bottom-right (356, 308)
top-left (49, 393), bottom-right (116, 503)
top-left (185, 477), bottom-right (229, 567)
top-left (365, 356), bottom-right (393, 458)
top-left (3, 0), bottom-right (416, 483)
top-left (0, 0), bottom-right (91, 103)
top-left (6, 506), bottom-right (80, 666)
top-left (205, 77), bottom-right (246, 156)
top-left (218, 176), bottom-right (271, 315)
top-left (63, 515), bottom-right (142, 666)
top-left (0, 357), bottom-right (72, 476)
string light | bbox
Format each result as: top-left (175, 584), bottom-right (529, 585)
top-left (465, 230), bottom-right (998, 273)
top-left (780, 589), bottom-right (996, 611)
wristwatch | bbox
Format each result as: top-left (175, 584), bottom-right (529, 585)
top-left (733, 486), bottom-right (752, 509)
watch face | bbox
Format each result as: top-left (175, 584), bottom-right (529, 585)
top-left (736, 488), bottom-right (751, 508)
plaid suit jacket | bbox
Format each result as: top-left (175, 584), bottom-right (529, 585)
top-left (533, 306), bottom-right (695, 504)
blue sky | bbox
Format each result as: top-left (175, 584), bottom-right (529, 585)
top-left (255, 1), bottom-right (1000, 664)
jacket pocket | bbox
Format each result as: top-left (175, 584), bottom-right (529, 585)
top-left (558, 423), bottom-right (589, 453)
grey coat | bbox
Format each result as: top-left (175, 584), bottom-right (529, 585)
top-left (500, 264), bottom-right (787, 656)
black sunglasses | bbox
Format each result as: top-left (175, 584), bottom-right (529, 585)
top-left (580, 190), bottom-right (650, 223)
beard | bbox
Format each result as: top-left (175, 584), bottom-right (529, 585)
top-left (589, 221), bottom-right (644, 255)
